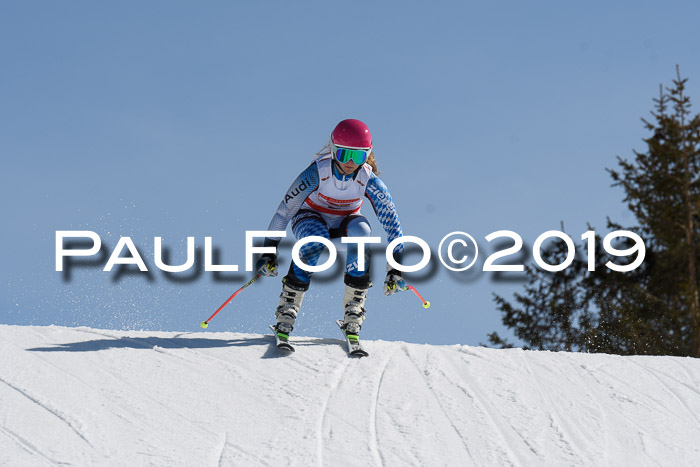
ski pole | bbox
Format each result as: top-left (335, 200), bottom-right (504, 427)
top-left (398, 280), bottom-right (431, 308)
top-left (200, 273), bottom-right (262, 328)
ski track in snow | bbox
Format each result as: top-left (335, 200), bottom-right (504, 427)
top-left (1, 325), bottom-right (700, 466)
top-left (28, 328), bottom-right (229, 463)
top-left (402, 344), bottom-right (475, 464)
top-left (518, 351), bottom-right (584, 462)
top-left (0, 374), bottom-right (94, 451)
top-left (573, 356), bottom-right (674, 466)
top-left (562, 358), bottom-right (610, 466)
top-left (0, 333), bottom-right (98, 456)
top-left (317, 358), bottom-right (350, 466)
top-left (0, 424), bottom-right (57, 466)
top-left (18, 327), bottom-right (269, 465)
top-left (453, 348), bottom-right (525, 466)
top-left (368, 347), bottom-right (398, 467)
top-left (627, 359), bottom-right (700, 428)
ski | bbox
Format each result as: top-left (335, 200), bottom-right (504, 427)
top-left (269, 325), bottom-right (295, 352)
top-left (336, 320), bottom-right (369, 357)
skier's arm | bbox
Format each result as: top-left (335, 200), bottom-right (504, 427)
top-left (263, 162), bottom-right (320, 249)
top-left (365, 174), bottom-right (404, 264)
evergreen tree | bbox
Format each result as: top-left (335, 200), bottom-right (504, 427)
top-left (608, 66), bottom-right (700, 356)
top-left (582, 225), bottom-right (688, 355)
top-left (491, 67), bottom-right (700, 357)
top-left (489, 230), bottom-right (593, 352)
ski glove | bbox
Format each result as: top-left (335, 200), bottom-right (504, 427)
top-left (256, 253), bottom-right (278, 277)
top-left (383, 269), bottom-right (404, 296)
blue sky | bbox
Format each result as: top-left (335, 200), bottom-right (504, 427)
top-left (3, 1), bottom-right (700, 345)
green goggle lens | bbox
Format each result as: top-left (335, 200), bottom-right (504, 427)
top-left (334, 147), bottom-right (369, 165)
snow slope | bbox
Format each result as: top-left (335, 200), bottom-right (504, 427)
top-left (1, 325), bottom-right (699, 466)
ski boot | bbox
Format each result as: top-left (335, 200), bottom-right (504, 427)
top-left (341, 274), bottom-right (371, 333)
top-left (342, 283), bottom-right (368, 334)
top-left (272, 276), bottom-right (308, 350)
top-left (337, 280), bottom-right (370, 357)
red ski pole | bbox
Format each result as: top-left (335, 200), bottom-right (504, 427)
top-left (200, 273), bottom-right (262, 328)
top-left (398, 280), bottom-right (431, 308)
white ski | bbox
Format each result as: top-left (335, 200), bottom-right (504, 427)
top-left (269, 325), bottom-right (295, 352)
top-left (336, 320), bottom-right (369, 357)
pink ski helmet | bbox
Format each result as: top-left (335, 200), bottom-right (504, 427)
top-left (331, 119), bottom-right (372, 149)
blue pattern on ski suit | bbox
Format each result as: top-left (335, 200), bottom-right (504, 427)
top-left (265, 160), bottom-right (403, 283)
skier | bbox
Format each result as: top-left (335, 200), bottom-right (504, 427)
top-left (255, 119), bottom-right (404, 349)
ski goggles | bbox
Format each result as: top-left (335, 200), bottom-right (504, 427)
top-left (331, 141), bottom-right (371, 165)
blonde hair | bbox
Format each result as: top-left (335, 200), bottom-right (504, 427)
top-left (316, 143), bottom-right (380, 176)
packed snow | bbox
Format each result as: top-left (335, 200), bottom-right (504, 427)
top-left (1, 324), bottom-right (699, 466)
